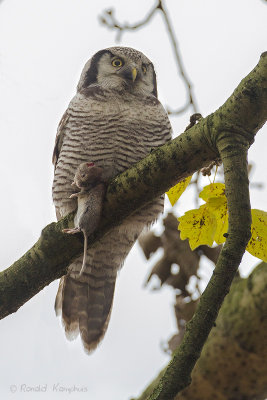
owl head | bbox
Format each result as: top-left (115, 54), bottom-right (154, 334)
top-left (77, 47), bottom-right (157, 97)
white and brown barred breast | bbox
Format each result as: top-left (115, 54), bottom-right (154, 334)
top-left (53, 88), bottom-right (171, 217)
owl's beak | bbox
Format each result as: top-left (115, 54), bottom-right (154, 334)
top-left (120, 66), bottom-right (138, 82)
top-left (131, 67), bottom-right (137, 82)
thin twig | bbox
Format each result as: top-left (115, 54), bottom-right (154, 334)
top-left (99, 4), bottom-right (158, 42)
top-left (157, 0), bottom-right (198, 115)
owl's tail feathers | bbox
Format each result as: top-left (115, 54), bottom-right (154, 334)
top-left (55, 273), bottom-right (116, 353)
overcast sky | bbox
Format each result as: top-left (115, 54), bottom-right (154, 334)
top-left (0, 1), bottom-right (266, 399)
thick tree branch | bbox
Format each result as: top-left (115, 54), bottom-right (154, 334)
top-left (0, 52), bottom-right (266, 398)
top-left (145, 149), bottom-right (251, 399)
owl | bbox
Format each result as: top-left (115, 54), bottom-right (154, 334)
top-left (52, 47), bottom-right (172, 353)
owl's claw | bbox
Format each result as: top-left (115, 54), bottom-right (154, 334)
top-left (62, 227), bottom-right (81, 234)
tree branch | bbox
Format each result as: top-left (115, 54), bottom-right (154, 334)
top-left (0, 116), bottom-right (217, 319)
top-left (0, 52), bottom-right (266, 398)
top-left (147, 141), bottom-right (251, 399)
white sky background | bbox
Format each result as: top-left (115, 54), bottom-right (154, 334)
top-left (0, 0), bottom-right (266, 399)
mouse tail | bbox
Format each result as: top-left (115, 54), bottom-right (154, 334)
top-left (79, 233), bottom-right (88, 276)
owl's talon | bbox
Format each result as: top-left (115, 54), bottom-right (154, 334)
top-left (62, 227), bottom-right (81, 234)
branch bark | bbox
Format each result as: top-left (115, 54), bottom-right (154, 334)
top-left (0, 52), bottom-right (266, 398)
top-left (146, 143), bottom-right (251, 400)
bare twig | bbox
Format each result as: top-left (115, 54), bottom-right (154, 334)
top-left (157, 1), bottom-right (198, 115)
top-left (99, 5), bottom-right (158, 41)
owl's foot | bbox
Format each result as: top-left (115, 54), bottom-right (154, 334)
top-left (69, 193), bottom-right (79, 198)
top-left (62, 227), bottom-right (81, 234)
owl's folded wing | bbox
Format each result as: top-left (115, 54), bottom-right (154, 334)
top-left (52, 110), bottom-right (70, 168)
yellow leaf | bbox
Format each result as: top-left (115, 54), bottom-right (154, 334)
top-left (206, 196), bottom-right (227, 210)
top-left (199, 183), bottom-right (226, 202)
top-left (178, 205), bottom-right (217, 250)
top-left (166, 176), bottom-right (192, 206)
top-left (246, 209), bottom-right (267, 262)
top-left (198, 183), bottom-right (228, 244)
top-left (213, 203), bottom-right (228, 244)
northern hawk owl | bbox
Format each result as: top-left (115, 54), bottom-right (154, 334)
top-left (52, 47), bottom-right (172, 353)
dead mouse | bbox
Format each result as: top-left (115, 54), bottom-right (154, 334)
top-left (63, 162), bottom-right (108, 275)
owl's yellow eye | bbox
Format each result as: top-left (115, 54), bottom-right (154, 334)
top-left (112, 58), bottom-right (123, 67)
top-left (142, 64), bottom-right (147, 74)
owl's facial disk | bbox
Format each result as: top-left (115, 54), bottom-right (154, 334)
top-left (97, 52), bottom-right (149, 92)
top-left (80, 48), bottom-right (157, 97)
